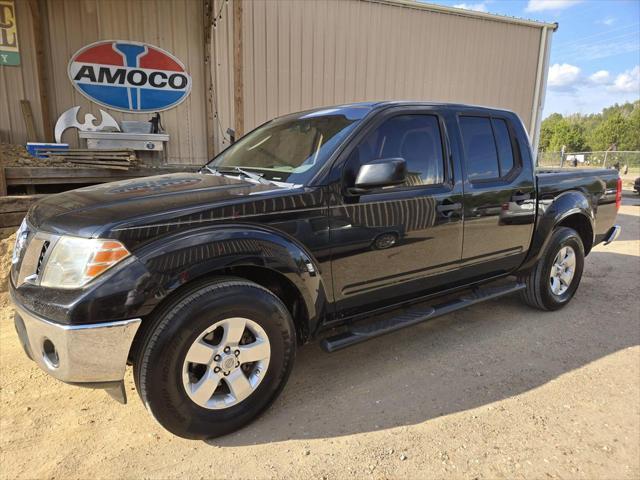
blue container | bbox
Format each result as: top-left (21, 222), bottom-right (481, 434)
top-left (26, 142), bottom-right (69, 159)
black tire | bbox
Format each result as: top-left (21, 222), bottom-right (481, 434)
top-left (133, 278), bottom-right (296, 439)
top-left (519, 227), bottom-right (585, 311)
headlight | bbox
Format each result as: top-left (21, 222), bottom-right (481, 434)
top-left (40, 236), bottom-right (130, 289)
top-left (12, 219), bottom-right (29, 264)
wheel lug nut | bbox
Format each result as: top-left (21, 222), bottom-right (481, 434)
top-left (224, 346), bottom-right (230, 353)
top-left (236, 361), bottom-right (240, 368)
top-left (223, 371), bottom-right (229, 376)
top-left (214, 355), bottom-right (221, 361)
top-left (214, 367), bottom-right (221, 373)
top-left (234, 349), bottom-right (240, 356)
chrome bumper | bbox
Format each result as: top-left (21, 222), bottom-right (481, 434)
top-left (604, 224), bottom-right (621, 245)
top-left (11, 290), bottom-right (141, 384)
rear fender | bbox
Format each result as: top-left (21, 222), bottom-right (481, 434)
top-left (519, 190), bottom-right (594, 271)
top-left (134, 224), bottom-right (327, 335)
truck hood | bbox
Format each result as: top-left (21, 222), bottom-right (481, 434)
top-left (28, 173), bottom-right (288, 238)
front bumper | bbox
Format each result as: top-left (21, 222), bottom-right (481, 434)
top-left (10, 288), bottom-right (141, 384)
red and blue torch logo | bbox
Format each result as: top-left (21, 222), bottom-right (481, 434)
top-left (68, 40), bottom-right (192, 113)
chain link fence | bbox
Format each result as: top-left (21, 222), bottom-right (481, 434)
top-left (537, 151), bottom-right (640, 177)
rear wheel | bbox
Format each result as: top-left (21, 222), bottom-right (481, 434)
top-left (519, 227), bottom-right (585, 311)
top-left (133, 278), bottom-right (296, 439)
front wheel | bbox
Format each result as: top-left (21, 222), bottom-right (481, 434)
top-left (519, 227), bottom-right (585, 311)
top-left (133, 278), bottom-right (296, 439)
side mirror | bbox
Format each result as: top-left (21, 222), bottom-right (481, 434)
top-left (350, 158), bottom-right (407, 194)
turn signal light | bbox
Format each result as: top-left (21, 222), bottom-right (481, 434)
top-left (616, 177), bottom-right (622, 210)
top-left (86, 242), bottom-right (130, 278)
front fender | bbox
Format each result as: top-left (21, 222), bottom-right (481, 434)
top-left (519, 190), bottom-right (594, 271)
top-left (132, 223), bottom-right (327, 333)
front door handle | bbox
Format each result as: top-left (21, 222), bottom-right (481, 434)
top-left (436, 202), bottom-right (462, 215)
top-left (511, 192), bottom-right (531, 203)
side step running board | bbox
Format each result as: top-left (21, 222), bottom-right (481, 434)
top-left (321, 282), bottom-right (525, 353)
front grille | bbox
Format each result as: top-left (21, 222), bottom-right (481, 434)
top-left (15, 231), bottom-right (60, 286)
top-left (35, 241), bottom-right (50, 275)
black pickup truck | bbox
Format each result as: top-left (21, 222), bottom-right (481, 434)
top-left (10, 102), bottom-right (621, 439)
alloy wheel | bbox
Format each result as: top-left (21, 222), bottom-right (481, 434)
top-left (181, 317), bottom-right (271, 409)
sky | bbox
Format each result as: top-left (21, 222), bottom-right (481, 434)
top-left (425, 0), bottom-right (640, 118)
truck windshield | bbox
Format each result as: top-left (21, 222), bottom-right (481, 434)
top-left (205, 105), bottom-right (372, 184)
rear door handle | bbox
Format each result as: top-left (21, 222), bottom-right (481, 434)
top-left (436, 202), bottom-right (462, 214)
top-left (511, 192), bottom-right (531, 203)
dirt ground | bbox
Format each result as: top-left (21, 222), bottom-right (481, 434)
top-left (1, 196), bottom-right (638, 480)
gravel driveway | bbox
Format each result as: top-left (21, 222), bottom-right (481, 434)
top-left (1, 196), bottom-right (638, 480)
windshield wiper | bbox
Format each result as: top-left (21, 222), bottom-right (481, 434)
top-left (203, 165), bottom-right (273, 185)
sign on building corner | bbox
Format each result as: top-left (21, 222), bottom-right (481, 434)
top-left (0, 0), bottom-right (20, 66)
top-left (68, 40), bottom-right (192, 113)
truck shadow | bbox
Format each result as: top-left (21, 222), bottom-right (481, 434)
top-left (208, 214), bottom-right (639, 447)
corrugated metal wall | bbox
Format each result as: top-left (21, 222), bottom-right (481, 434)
top-left (2, 0), bottom-right (547, 163)
top-left (1, 0), bottom-right (209, 164)
top-left (0, 0), bottom-right (46, 144)
top-left (238, 0), bottom-right (542, 136)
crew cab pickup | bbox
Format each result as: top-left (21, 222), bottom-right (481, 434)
top-left (10, 102), bottom-right (622, 439)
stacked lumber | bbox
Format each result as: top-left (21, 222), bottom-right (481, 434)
top-left (43, 149), bottom-right (138, 171)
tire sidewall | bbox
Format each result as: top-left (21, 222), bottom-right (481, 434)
top-left (137, 281), bottom-right (296, 439)
top-left (539, 228), bottom-right (585, 310)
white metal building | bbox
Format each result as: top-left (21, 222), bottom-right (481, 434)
top-left (0, 0), bottom-right (556, 163)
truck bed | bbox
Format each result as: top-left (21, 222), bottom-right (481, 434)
top-left (536, 167), bottom-right (619, 194)
top-left (535, 167), bottom-right (620, 246)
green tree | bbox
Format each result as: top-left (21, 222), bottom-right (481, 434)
top-left (591, 112), bottom-right (630, 151)
top-left (539, 113), bottom-right (563, 151)
top-left (541, 100), bottom-right (640, 153)
top-left (621, 107), bottom-right (640, 150)
top-left (548, 118), bottom-right (588, 152)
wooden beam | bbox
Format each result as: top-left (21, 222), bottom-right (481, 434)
top-left (203, 0), bottom-right (216, 158)
top-left (0, 212), bottom-right (25, 228)
top-left (0, 195), bottom-right (44, 214)
top-left (27, 0), bottom-right (53, 142)
top-left (1, 227), bottom-right (19, 239)
top-left (233, 0), bottom-right (244, 137)
top-left (0, 196), bottom-right (44, 232)
top-left (0, 167), bottom-right (6, 197)
top-left (4, 166), bottom-right (198, 186)
top-left (20, 100), bottom-right (37, 141)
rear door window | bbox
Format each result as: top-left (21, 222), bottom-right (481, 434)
top-left (492, 118), bottom-right (515, 175)
top-left (459, 115), bottom-right (518, 181)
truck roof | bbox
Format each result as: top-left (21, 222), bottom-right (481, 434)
top-left (296, 101), bottom-right (519, 118)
